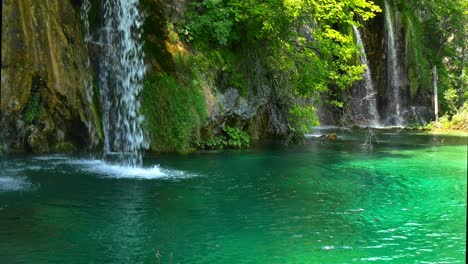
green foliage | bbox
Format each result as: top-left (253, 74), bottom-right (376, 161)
top-left (185, 0), bottom-right (381, 135)
top-left (395, 0), bottom-right (467, 110)
top-left (289, 104), bottom-right (319, 134)
top-left (449, 103), bottom-right (468, 130)
top-left (141, 75), bottom-right (207, 153)
top-left (186, 0), bottom-right (235, 45)
top-left (223, 126), bottom-right (250, 148)
top-left (196, 125), bottom-right (250, 149)
top-left (220, 52), bottom-right (248, 96)
top-left (444, 88), bottom-right (459, 114)
top-left (23, 92), bottom-right (43, 124)
top-left (426, 103), bottom-right (468, 130)
top-left (167, 23), bottom-right (179, 44)
top-left (400, 7), bottom-right (431, 98)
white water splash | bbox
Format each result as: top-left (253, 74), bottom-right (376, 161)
top-left (80, 160), bottom-right (194, 179)
top-left (352, 25), bottom-right (380, 126)
top-left (31, 156), bottom-right (196, 180)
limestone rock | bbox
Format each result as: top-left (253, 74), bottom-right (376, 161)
top-left (1, 0), bottom-right (101, 152)
top-left (207, 88), bottom-right (267, 133)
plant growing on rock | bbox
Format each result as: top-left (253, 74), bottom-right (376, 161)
top-left (197, 125), bottom-right (250, 149)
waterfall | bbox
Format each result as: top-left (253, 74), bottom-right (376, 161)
top-left (81, 0), bottom-right (147, 166)
top-left (80, 0), bottom-right (91, 42)
top-left (352, 25), bottom-right (380, 126)
top-left (384, 1), bottom-right (403, 126)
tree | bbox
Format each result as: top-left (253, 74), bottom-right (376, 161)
top-left (185, 0), bottom-right (381, 135)
top-left (403, 0), bottom-right (468, 115)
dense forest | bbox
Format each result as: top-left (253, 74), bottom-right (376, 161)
top-left (1, 0), bottom-right (467, 154)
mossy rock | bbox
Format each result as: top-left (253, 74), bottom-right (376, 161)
top-left (53, 142), bottom-right (76, 153)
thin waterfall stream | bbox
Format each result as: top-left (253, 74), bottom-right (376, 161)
top-left (384, 1), bottom-right (403, 126)
top-left (352, 25), bottom-right (380, 126)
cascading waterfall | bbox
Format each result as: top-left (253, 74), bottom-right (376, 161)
top-left (384, 1), bottom-right (403, 126)
top-left (82, 0), bottom-right (147, 166)
top-left (352, 25), bottom-right (380, 126)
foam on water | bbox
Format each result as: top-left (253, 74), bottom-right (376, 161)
top-left (0, 176), bottom-right (33, 192)
top-left (33, 155), bottom-right (70, 161)
top-left (29, 156), bottom-right (196, 180)
top-left (75, 159), bottom-right (193, 180)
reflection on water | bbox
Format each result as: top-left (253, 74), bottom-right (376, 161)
top-left (0, 130), bottom-right (466, 263)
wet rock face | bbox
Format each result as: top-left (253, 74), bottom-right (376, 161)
top-left (1, 0), bottom-right (101, 152)
top-left (207, 88), bottom-right (268, 135)
top-left (360, 3), bottom-right (433, 126)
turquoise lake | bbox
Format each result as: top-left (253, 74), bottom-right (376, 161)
top-left (0, 130), bottom-right (466, 263)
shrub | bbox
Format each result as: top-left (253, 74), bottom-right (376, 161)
top-left (426, 103), bottom-right (468, 130)
top-left (196, 125), bottom-right (250, 149)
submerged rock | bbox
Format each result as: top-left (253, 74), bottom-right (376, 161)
top-left (320, 133), bottom-right (338, 140)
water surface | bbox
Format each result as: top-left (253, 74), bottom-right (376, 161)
top-left (1, 130), bottom-right (466, 263)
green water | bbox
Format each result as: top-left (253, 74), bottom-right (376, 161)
top-left (1, 130), bottom-right (466, 263)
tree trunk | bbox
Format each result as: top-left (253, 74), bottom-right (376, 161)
top-left (458, 42), bottom-right (466, 108)
top-left (433, 65), bottom-right (439, 122)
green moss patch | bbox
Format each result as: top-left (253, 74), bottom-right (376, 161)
top-left (141, 75), bottom-right (207, 153)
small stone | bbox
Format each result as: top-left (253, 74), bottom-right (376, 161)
top-left (326, 133), bottom-right (337, 140)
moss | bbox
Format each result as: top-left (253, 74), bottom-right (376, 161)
top-left (22, 75), bottom-right (46, 124)
top-left (401, 6), bottom-right (432, 98)
top-left (141, 74), bottom-right (207, 153)
top-left (141, 0), bottom-right (175, 74)
top-left (87, 0), bottom-right (102, 31)
top-left (22, 92), bottom-right (43, 123)
top-left (407, 67), bottom-right (418, 97)
top-left (91, 78), bottom-right (104, 141)
top-left (3, 0), bottom-right (101, 152)
top-left (53, 142), bottom-right (76, 153)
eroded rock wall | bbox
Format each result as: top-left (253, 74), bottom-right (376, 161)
top-left (1, 0), bottom-right (101, 152)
